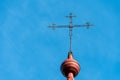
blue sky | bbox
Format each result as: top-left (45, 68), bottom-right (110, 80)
top-left (0, 0), bottom-right (120, 80)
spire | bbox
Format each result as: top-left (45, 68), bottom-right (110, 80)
top-left (49, 13), bottom-right (93, 80)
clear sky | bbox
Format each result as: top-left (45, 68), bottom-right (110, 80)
top-left (0, 0), bottom-right (120, 80)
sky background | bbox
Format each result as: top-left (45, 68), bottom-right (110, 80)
top-left (0, 0), bottom-right (120, 80)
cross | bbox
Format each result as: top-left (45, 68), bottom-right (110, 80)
top-left (48, 13), bottom-right (93, 52)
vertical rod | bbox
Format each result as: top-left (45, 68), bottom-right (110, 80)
top-left (69, 28), bottom-right (72, 52)
top-left (69, 13), bottom-right (73, 52)
top-left (67, 72), bottom-right (74, 80)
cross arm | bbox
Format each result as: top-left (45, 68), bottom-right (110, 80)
top-left (48, 24), bottom-right (69, 29)
top-left (74, 22), bottom-right (94, 29)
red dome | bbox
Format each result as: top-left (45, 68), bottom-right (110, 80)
top-left (60, 52), bottom-right (80, 77)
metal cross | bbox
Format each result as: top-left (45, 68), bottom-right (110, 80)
top-left (48, 13), bottom-right (93, 52)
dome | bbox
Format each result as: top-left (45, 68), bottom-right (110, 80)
top-left (60, 52), bottom-right (80, 77)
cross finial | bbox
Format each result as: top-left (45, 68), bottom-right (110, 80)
top-left (48, 13), bottom-right (93, 52)
top-left (66, 13), bottom-right (76, 23)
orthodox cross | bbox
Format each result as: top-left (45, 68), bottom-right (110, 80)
top-left (48, 13), bottom-right (93, 52)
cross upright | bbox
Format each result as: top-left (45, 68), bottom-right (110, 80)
top-left (48, 13), bottom-right (93, 52)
